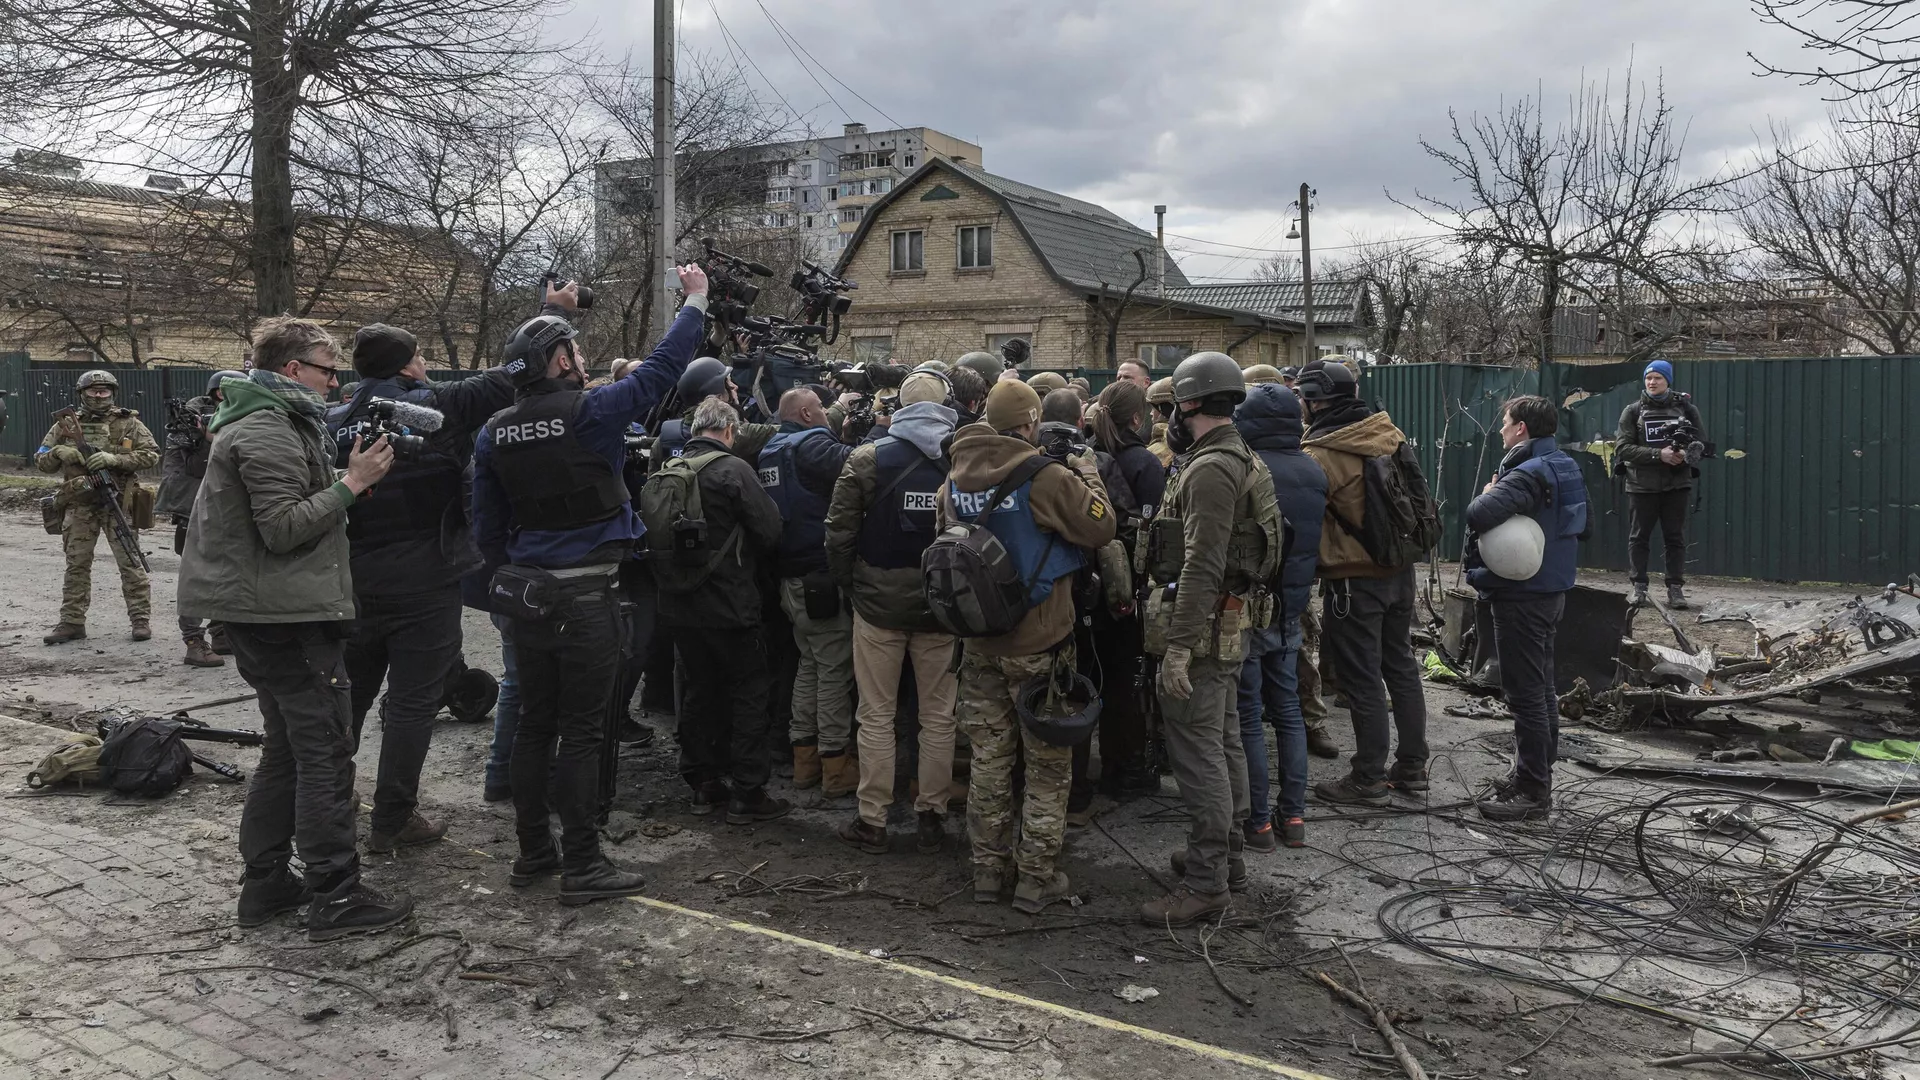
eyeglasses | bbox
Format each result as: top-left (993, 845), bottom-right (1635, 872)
top-left (295, 358), bottom-right (340, 381)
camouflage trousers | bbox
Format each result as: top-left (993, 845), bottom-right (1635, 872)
top-left (957, 643), bottom-right (1073, 886)
top-left (61, 505), bottom-right (149, 626)
top-left (1298, 608), bottom-right (1328, 725)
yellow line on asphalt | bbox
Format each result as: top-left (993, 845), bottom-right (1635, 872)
top-left (627, 894), bottom-right (1340, 1080)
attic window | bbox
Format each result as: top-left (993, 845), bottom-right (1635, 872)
top-left (920, 184), bottom-right (959, 201)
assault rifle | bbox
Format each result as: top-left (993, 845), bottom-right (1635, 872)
top-left (59, 415), bottom-right (149, 573)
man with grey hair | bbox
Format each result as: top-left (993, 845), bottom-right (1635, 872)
top-left (652, 395), bottom-right (788, 823)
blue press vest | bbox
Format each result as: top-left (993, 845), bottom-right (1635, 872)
top-left (946, 469), bottom-right (1087, 608)
top-left (1470, 438), bottom-right (1587, 594)
top-left (856, 436), bottom-right (947, 570)
top-left (758, 427), bottom-right (837, 569)
top-left (657, 419), bottom-right (689, 461)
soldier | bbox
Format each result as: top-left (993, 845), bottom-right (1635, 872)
top-left (1145, 377), bottom-right (1176, 467)
top-left (37, 370), bottom-right (160, 644)
top-left (1139, 353), bottom-right (1283, 926)
top-left (156, 370), bottom-right (243, 667)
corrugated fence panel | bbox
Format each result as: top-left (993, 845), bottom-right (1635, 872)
top-left (0, 353), bottom-right (28, 459)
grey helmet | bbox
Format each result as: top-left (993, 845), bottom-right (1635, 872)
top-left (954, 351), bottom-right (1004, 384)
top-left (1017, 670), bottom-right (1102, 748)
top-left (677, 356), bottom-right (732, 402)
top-left (1295, 357), bottom-right (1359, 401)
top-left (207, 370), bottom-right (245, 397)
top-left (1169, 351), bottom-right (1246, 406)
top-left (75, 369), bottom-right (118, 394)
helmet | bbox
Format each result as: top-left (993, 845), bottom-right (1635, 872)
top-left (1295, 358), bottom-right (1358, 401)
top-left (207, 370), bottom-right (245, 397)
top-left (1279, 365), bottom-right (1301, 381)
top-left (75, 369), bottom-right (118, 393)
top-left (1016, 671), bottom-right (1102, 748)
top-left (1478, 514), bottom-right (1546, 580)
top-left (677, 356), bottom-right (732, 402)
top-left (954, 351), bottom-right (1004, 384)
top-left (1146, 376), bottom-right (1175, 405)
top-left (1170, 351), bottom-right (1246, 405)
top-left (442, 667), bottom-right (500, 724)
top-left (1027, 371), bottom-right (1067, 395)
top-left (1243, 364), bottom-right (1281, 385)
top-left (912, 359), bottom-right (949, 375)
top-left (503, 315), bottom-right (577, 386)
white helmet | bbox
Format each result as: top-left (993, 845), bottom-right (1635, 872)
top-left (1479, 515), bottom-right (1545, 580)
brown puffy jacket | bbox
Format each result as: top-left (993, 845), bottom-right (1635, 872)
top-left (1302, 408), bottom-right (1410, 580)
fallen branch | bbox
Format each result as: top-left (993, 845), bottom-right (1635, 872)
top-left (159, 964), bottom-right (379, 1003)
top-left (847, 1005), bottom-right (1042, 1053)
top-left (467, 953), bottom-right (578, 969)
top-left (349, 930), bottom-right (463, 969)
top-left (457, 971), bottom-right (543, 987)
top-left (1198, 917), bottom-right (1255, 1009)
top-left (1317, 972), bottom-right (1426, 1080)
top-left (73, 940), bottom-right (224, 962)
top-left (715, 1022), bottom-right (866, 1043)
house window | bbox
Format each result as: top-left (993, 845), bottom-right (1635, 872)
top-left (1137, 343), bottom-right (1191, 367)
top-left (987, 333), bottom-right (1032, 366)
top-left (802, 189), bottom-right (814, 204)
top-left (799, 162), bottom-right (813, 181)
top-left (866, 178), bottom-right (891, 195)
top-left (841, 206), bottom-right (863, 223)
top-left (891, 230), bottom-right (924, 273)
top-left (826, 186), bottom-right (837, 202)
top-left (904, 154), bottom-right (915, 167)
top-left (853, 336), bottom-right (893, 363)
top-left (957, 225), bottom-right (993, 269)
top-left (767, 188), bottom-right (792, 204)
top-left (876, 151), bottom-right (894, 167)
top-left (804, 215), bottom-right (814, 228)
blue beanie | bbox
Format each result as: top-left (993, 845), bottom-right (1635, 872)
top-left (1644, 359), bottom-right (1674, 383)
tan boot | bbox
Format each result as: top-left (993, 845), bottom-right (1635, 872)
top-left (43, 623), bottom-right (86, 645)
top-left (130, 617), bottom-right (151, 642)
top-left (792, 744), bottom-right (822, 790)
top-left (1139, 886), bottom-right (1231, 927)
top-left (820, 751), bottom-right (858, 798)
top-left (183, 637), bottom-right (226, 668)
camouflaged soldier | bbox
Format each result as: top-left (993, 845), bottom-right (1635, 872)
top-left (36, 370), bottom-right (160, 644)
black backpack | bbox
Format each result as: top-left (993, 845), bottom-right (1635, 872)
top-left (1328, 442), bottom-right (1441, 569)
top-left (923, 456), bottom-right (1059, 638)
top-left (98, 717), bottom-right (193, 796)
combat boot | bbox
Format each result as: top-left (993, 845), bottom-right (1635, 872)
top-left (130, 618), bottom-right (151, 642)
top-left (1139, 886), bottom-right (1231, 927)
top-left (1304, 720), bottom-right (1342, 759)
top-left (973, 868), bottom-right (1009, 904)
top-left (1629, 582), bottom-right (1650, 606)
top-left (792, 743), bottom-right (822, 789)
top-left (559, 857), bottom-right (647, 906)
top-left (1170, 849), bottom-right (1249, 893)
top-left (1667, 584), bottom-right (1690, 610)
top-left (236, 864), bottom-right (311, 928)
top-left (366, 812), bottom-right (447, 854)
top-left (306, 879), bottom-right (413, 942)
top-left (819, 750), bottom-right (858, 798)
top-left (183, 637), bottom-right (225, 667)
top-left (43, 623), bottom-right (85, 645)
top-left (1011, 870), bottom-right (1072, 914)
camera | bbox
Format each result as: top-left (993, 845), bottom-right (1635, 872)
top-left (700, 238), bottom-right (773, 325)
top-left (1038, 420), bottom-right (1089, 463)
top-left (1660, 421), bottom-right (1712, 465)
top-left (792, 260), bottom-right (856, 341)
top-left (824, 360), bottom-right (907, 396)
top-left (359, 399), bottom-right (441, 460)
top-left (542, 272), bottom-right (594, 311)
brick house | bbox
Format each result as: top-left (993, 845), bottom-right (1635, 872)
top-left (827, 158), bottom-right (1372, 370)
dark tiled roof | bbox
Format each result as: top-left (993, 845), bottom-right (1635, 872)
top-left (1165, 280), bottom-right (1372, 327)
top-left (944, 162), bottom-right (1192, 292)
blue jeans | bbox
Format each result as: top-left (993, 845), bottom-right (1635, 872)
top-left (1238, 617), bottom-right (1308, 821)
top-left (486, 612), bottom-right (520, 792)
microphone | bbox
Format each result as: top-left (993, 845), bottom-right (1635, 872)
top-left (377, 399), bottom-right (445, 433)
top-left (797, 324), bottom-right (829, 336)
top-left (746, 260), bottom-right (774, 277)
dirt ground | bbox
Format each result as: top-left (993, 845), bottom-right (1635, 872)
top-left (2, 490), bottom-right (1917, 1080)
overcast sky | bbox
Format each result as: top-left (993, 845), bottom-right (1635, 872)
top-left (584, 0), bottom-right (1839, 281)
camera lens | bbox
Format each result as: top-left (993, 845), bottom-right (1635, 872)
top-left (575, 285), bottom-right (595, 310)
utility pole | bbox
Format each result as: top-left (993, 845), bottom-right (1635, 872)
top-left (1153, 204), bottom-right (1167, 297)
top-left (652, 0), bottom-right (677, 343)
top-left (1296, 182), bottom-right (1316, 361)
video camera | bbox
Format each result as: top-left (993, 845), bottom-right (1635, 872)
top-left (163, 397), bottom-right (213, 449)
top-left (824, 359), bottom-right (908, 397)
top-left (1037, 420), bottom-right (1090, 464)
top-left (701, 237), bottom-right (774, 325)
top-left (541, 272), bottom-right (594, 311)
top-left (334, 399), bottom-right (443, 466)
top-left (792, 260), bottom-right (857, 342)
top-left (1661, 421), bottom-right (1713, 466)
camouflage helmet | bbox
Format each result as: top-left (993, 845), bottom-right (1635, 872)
top-left (1243, 364), bottom-right (1282, 385)
top-left (954, 351), bottom-right (1004, 384)
top-left (75, 369), bottom-right (118, 393)
top-left (1146, 376), bottom-right (1175, 405)
top-left (1170, 351), bottom-right (1246, 405)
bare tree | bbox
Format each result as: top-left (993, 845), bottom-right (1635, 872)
top-left (1088, 250), bottom-right (1151, 368)
top-left (1402, 70), bottom-right (1727, 365)
top-left (1737, 97), bottom-right (1920, 353)
top-left (1751, 0), bottom-right (1920, 104)
top-left (0, 0), bottom-right (568, 316)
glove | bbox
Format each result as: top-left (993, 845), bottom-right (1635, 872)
top-left (53, 445), bottom-right (83, 465)
top-left (86, 451), bottom-right (121, 472)
top-left (1158, 644), bottom-right (1193, 701)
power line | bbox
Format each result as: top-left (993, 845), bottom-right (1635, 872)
top-left (751, 1), bottom-right (906, 132)
top-left (705, 0), bottom-right (802, 122)
top-left (1166, 230), bottom-right (1453, 254)
top-left (748, 1), bottom-right (853, 124)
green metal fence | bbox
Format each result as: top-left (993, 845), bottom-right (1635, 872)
top-left (1363, 356), bottom-right (1920, 586)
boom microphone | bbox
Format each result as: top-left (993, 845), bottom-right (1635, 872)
top-left (377, 399), bottom-right (445, 433)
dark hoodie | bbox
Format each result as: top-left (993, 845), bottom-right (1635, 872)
top-left (1234, 385), bottom-right (1327, 618)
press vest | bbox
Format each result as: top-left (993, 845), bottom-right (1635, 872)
top-left (856, 436), bottom-right (947, 570)
top-left (325, 380), bottom-right (463, 551)
top-left (758, 427), bottom-right (837, 573)
top-left (656, 419), bottom-right (689, 462)
top-left (947, 467), bottom-right (1086, 608)
top-left (485, 390), bottom-right (630, 530)
top-left (1469, 437), bottom-right (1587, 595)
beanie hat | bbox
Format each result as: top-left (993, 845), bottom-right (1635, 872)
top-left (985, 378), bottom-right (1042, 432)
top-left (1027, 371), bottom-right (1067, 394)
top-left (353, 323), bottom-right (417, 379)
top-left (1644, 359), bottom-right (1674, 383)
top-left (899, 371), bottom-right (949, 406)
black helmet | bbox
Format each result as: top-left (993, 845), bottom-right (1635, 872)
top-left (207, 370), bottom-right (245, 397)
top-left (503, 314), bottom-right (578, 386)
top-left (1295, 358), bottom-right (1358, 401)
top-left (441, 667), bottom-right (499, 724)
top-left (678, 356), bottom-right (732, 402)
top-left (1016, 671), bottom-right (1102, 748)
top-left (1170, 350), bottom-right (1246, 408)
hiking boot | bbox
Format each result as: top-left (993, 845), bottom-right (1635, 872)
top-left (1305, 722), bottom-right (1342, 760)
top-left (306, 880), bottom-right (413, 942)
top-left (973, 869), bottom-right (1009, 904)
top-left (1065, 799), bottom-right (1098, 828)
top-left (838, 816), bottom-right (888, 855)
top-left (1667, 584), bottom-right (1690, 610)
top-left (183, 637), bottom-right (225, 668)
top-left (1011, 871), bottom-right (1071, 914)
top-left (483, 781), bottom-right (512, 804)
top-left (792, 743), bottom-right (821, 789)
top-left (1314, 774), bottom-right (1390, 807)
top-left (1243, 820), bottom-right (1278, 854)
top-left (559, 858), bottom-right (647, 906)
top-left (366, 812), bottom-right (447, 854)
top-left (819, 751), bottom-right (858, 797)
top-left (616, 719), bottom-right (654, 747)
top-left (130, 618), bottom-right (151, 642)
top-left (1139, 886), bottom-right (1231, 927)
top-left (915, 811), bottom-right (945, 854)
top-left (509, 848), bottom-right (561, 888)
top-left (725, 789), bottom-right (791, 825)
top-left (690, 779), bottom-right (730, 813)
top-left (208, 624), bottom-right (232, 654)
top-left (1629, 582), bottom-right (1650, 606)
top-left (1388, 761), bottom-right (1430, 793)
top-left (1479, 786), bottom-right (1552, 822)
top-left (1170, 850), bottom-right (1249, 893)
top-left (1280, 817), bottom-right (1307, 848)
top-left (42, 623), bottom-right (85, 645)
top-left (236, 865), bottom-right (311, 928)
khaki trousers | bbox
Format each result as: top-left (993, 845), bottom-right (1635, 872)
top-left (852, 613), bottom-right (958, 827)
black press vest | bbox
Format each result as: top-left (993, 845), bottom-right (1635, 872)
top-left (855, 436), bottom-right (949, 570)
top-left (325, 381), bottom-right (463, 551)
top-left (485, 390), bottom-right (629, 530)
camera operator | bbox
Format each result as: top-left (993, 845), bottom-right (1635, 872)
top-left (655, 356), bottom-right (777, 466)
top-left (1613, 359), bottom-right (1706, 609)
top-left (322, 322), bottom-right (519, 853)
top-left (759, 387), bottom-right (857, 793)
top-left (158, 370), bottom-right (242, 667)
top-left (177, 318), bottom-right (406, 940)
top-left (470, 264), bottom-right (709, 906)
